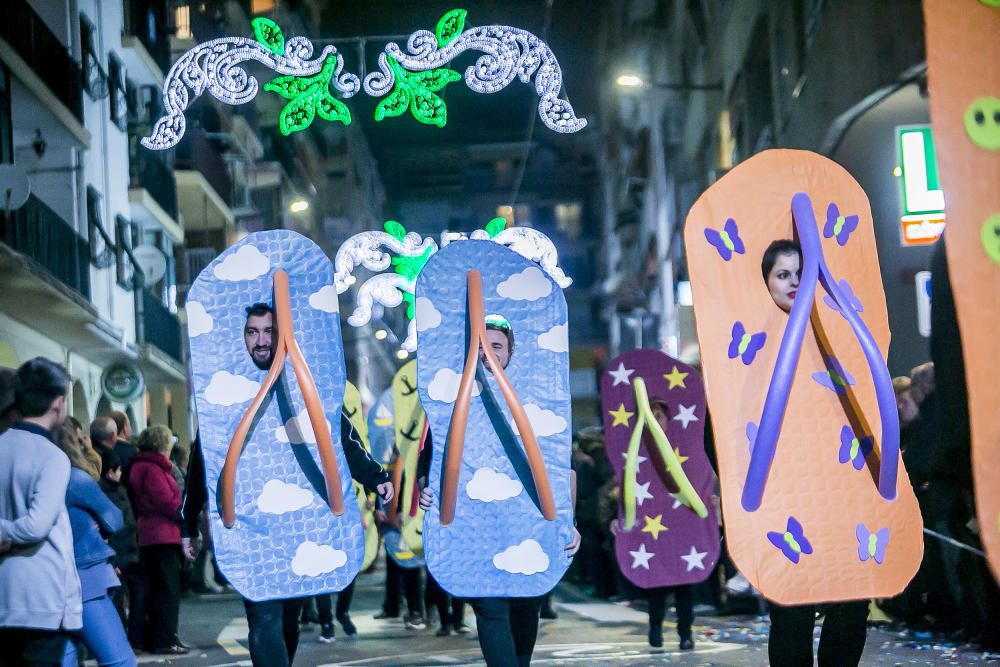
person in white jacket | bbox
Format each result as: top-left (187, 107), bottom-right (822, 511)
top-left (0, 357), bottom-right (83, 665)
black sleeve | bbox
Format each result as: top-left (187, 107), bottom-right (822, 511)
top-left (181, 436), bottom-right (207, 538)
top-left (341, 413), bottom-right (390, 493)
top-left (416, 428), bottom-right (433, 488)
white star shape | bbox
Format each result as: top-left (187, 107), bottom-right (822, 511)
top-left (608, 362), bottom-right (635, 386)
top-left (670, 493), bottom-right (685, 510)
top-left (680, 545), bottom-right (708, 571)
top-left (634, 481), bottom-right (654, 506)
top-left (629, 543), bottom-right (655, 570)
top-left (622, 452), bottom-right (647, 474)
top-left (673, 404), bottom-right (699, 429)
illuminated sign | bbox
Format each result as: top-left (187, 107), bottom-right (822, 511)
top-left (895, 125), bottom-right (946, 246)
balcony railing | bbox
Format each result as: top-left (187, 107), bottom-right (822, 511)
top-left (1, 0), bottom-right (84, 122)
top-left (176, 127), bottom-right (233, 207)
top-left (123, 0), bottom-right (171, 75)
top-left (0, 195), bottom-right (90, 300)
top-left (130, 142), bottom-right (178, 220)
top-left (141, 288), bottom-right (183, 363)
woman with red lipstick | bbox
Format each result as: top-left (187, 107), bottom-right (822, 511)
top-left (761, 239), bottom-right (870, 666)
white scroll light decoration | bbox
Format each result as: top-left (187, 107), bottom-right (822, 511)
top-left (141, 11), bottom-right (586, 150)
top-left (334, 223), bottom-right (571, 352)
top-left (363, 12), bottom-right (587, 134)
top-left (141, 32), bottom-right (358, 150)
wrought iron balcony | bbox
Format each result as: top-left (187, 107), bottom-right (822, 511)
top-left (0, 195), bottom-right (90, 300)
top-left (1, 0), bottom-right (84, 122)
top-left (140, 288), bottom-right (183, 363)
top-left (129, 142), bottom-right (178, 220)
top-left (175, 126), bottom-right (234, 207)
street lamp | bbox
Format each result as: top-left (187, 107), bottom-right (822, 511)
top-left (396, 349), bottom-right (409, 360)
top-left (374, 329), bottom-right (388, 340)
top-left (615, 71), bottom-right (723, 92)
top-left (289, 198), bottom-right (309, 213)
top-left (615, 73), bottom-right (644, 88)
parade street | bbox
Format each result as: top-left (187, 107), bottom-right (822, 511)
top-left (117, 570), bottom-right (994, 667)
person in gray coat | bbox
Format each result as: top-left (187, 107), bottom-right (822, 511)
top-left (0, 358), bottom-right (83, 665)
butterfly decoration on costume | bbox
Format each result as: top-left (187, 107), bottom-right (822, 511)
top-left (838, 425), bottom-right (874, 471)
top-left (767, 516), bottom-right (813, 564)
top-left (746, 421), bottom-right (758, 454)
top-left (728, 322), bottom-right (767, 365)
top-left (811, 355), bottom-right (856, 394)
top-left (823, 203), bottom-right (860, 247)
top-left (856, 524), bottom-right (890, 564)
top-left (704, 218), bottom-right (746, 261)
top-left (823, 278), bottom-right (864, 317)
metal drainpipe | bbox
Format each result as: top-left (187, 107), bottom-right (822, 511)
top-left (648, 93), bottom-right (678, 356)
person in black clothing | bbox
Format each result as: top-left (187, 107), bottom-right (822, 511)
top-left (417, 317), bottom-right (580, 667)
top-left (181, 303), bottom-right (394, 667)
top-left (107, 410), bottom-right (138, 473)
top-left (98, 448), bottom-right (139, 627)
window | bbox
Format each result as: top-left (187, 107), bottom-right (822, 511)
top-left (115, 215), bottom-right (142, 289)
top-left (108, 53), bottom-right (128, 131)
top-left (80, 14), bottom-right (108, 100)
top-left (87, 187), bottom-right (115, 269)
top-left (174, 5), bottom-right (192, 40)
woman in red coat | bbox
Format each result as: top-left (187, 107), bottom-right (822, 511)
top-left (128, 425), bottom-right (188, 655)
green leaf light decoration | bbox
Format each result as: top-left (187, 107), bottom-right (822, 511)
top-left (374, 55), bottom-right (461, 128)
top-left (382, 221), bottom-right (435, 320)
top-left (252, 17), bottom-right (285, 55)
top-left (435, 9), bottom-right (468, 47)
top-left (484, 217), bottom-right (507, 238)
top-left (264, 56), bottom-right (352, 135)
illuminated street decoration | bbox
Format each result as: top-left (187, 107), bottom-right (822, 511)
top-left (334, 219), bottom-right (571, 350)
top-left (142, 12), bottom-right (586, 149)
top-left (141, 18), bottom-right (358, 149)
top-left (364, 9), bottom-right (586, 133)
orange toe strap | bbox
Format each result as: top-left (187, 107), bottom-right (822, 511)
top-left (219, 269), bottom-right (345, 528)
top-left (439, 270), bottom-right (557, 526)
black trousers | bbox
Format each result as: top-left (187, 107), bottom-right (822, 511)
top-left (382, 553), bottom-right (422, 616)
top-left (0, 628), bottom-right (73, 666)
top-left (141, 544), bottom-right (181, 650)
top-left (116, 562), bottom-right (144, 646)
top-left (469, 596), bottom-right (543, 667)
top-left (648, 584), bottom-right (693, 641)
top-left (243, 598), bottom-right (302, 667)
top-left (316, 580), bottom-right (355, 626)
top-left (425, 572), bottom-right (466, 627)
top-left (768, 600), bottom-right (868, 667)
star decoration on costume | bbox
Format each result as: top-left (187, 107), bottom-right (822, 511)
top-left (670, 493), bottom-right (685, 510)
top-left (663, 366), bottom-right (689, 390)
top-left (673, 447), bottom-right (689, 465)
top-left (634, 481), bottom-right (654, 506)
top-left (609, 403), bottom-right (634, 427)
top-left (673, 404), bottom-right (699, 429)
top-left (622, 452), bottom-right (647, 474)
top-left (608, 362), bottom-right (635, 387)
top-left (680, 545), bottom-right (708, 571)
top-left (629, 543), bottom-right (655, 570)
top-left (642, 514), bottom-right (668, 540)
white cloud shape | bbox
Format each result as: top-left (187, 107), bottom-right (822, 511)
top-left (492, 539), bottom-right (550, 575)
top-left (275, 408), bottom-right (333, 444)
top-left (213, 245), bottom-right (271, 282)
top-left (308, 285), bottom-right (340, 313)
top-left (511, 404), bottom-right (568, 438)
top-left (415, 297), bottom-right (441, 332)
top-left (497, 267), bottom-right (552, 302)
top-left (427, 368), bottom-right (482, 403)
top-left (291, 541), bottom-right (348, 577)
top-left (466, 468), bottom-right (523, 502)
top-left (537, 323), bottom-right (568, 352)
top-left (204, 371), bottom-right (259, 406)
top-left (186, 301), bottom-right (214, 338)
top-left (257, 479), bottom-right (315, 514)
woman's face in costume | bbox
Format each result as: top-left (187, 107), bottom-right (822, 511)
top-left (766, 252), bottom-right (801, 312)
top-left (651, 402), bottom-right (669, 432)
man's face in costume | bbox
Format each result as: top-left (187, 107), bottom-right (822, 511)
top-left (245, 311), bottom-right (276, 370)
top-left (481, 328), bottom-right (512, 374)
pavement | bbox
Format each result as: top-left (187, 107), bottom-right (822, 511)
top-left (118, 568), bottom-right (1000, 666)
